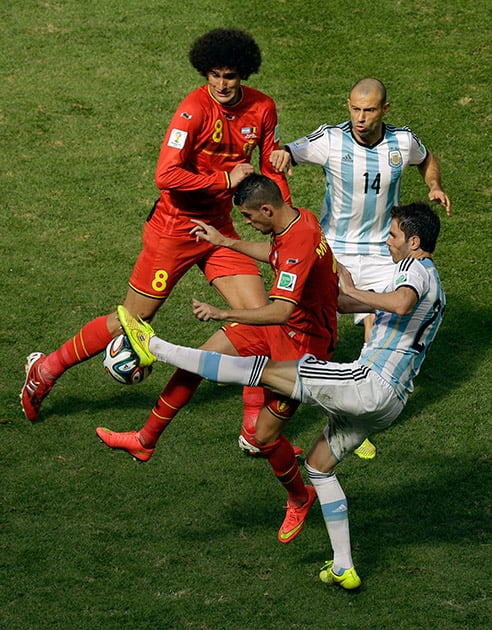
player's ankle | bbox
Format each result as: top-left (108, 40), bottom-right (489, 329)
top-left (138, 432), bottom-right (154, 449)
top-left (287, 493), bottom-right (308, 508)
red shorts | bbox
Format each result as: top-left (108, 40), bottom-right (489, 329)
top-left (223, 323), bottom-right (332, 361)
top-left (129, 220), bottom-right (261, 299)
top-left (225, 323), bottom-right (331, 422)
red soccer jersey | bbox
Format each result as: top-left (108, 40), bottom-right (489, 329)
top-left (150, 84), bottom-right (291, 236)
top-left (269, 208), bottom-right (338, 354)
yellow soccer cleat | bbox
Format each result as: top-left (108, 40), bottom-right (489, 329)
top-left (319, 560), bottom-right (362, 590)
top-left (116, 305), bottom-right (157, 367)
top-left (354, 438), bottom-right (376, 460)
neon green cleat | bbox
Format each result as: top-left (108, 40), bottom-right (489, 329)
top-left (116, 305), bottom-right (157, 367)
top-left (319, 560), bottom-right (361, 590)
top-left (354, 438), bottom-right (376, 460)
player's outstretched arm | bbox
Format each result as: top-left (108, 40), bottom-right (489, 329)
top-left (337, 263), bottom-right (417, 316)
top-left (418, 151), bottom-right (452, 216)
top-left (191, 296), bottom-right (295, 324)
top-left (191, 220), bottom-right (271, 262)
top-left (190, 220), bottom-right (231, 247)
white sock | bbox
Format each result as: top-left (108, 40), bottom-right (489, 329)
top-left (305, 462), bottom-right (353, 572)
top-left (149, 337), bottom-right (268, 387)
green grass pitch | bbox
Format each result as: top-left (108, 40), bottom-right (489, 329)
top-left (1, 1), bottom-right (490, 628)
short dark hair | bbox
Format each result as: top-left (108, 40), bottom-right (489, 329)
top-left (189, 28), bottom-right (262, 79)
top-left (350, 77), bottom-right (387, 105)
top-left (234, 174), bottom-right (283, 209)
top-left (391, 201), bottom-right (441, 253)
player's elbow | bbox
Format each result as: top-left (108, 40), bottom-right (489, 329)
top-left (278, 313), bottom-right (292, 325)
top-left (337, 296), bottom-right (352, 314)
top-left (270, 301), bottom-right (295, 325)
top-left (393, 301), bottom-right (414, 316)
top-left (155, 165), bottom-right (178, 189)
top-left (392, 288), bottom-right (418, 316)
top-left (155, 172), bottom-right (170, 189)
top-left (269, 311), bottom-right (292, 325)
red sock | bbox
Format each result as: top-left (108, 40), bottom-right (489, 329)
top-left (139, 369), bottom-right (203, 448)
top-left (259, 435), bottom-right (307, 505)
top-left (241, 386), bottom-right (265, 438)
top-left (42, 316), bottom-right (113, 380)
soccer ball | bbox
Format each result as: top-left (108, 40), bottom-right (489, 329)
top-left (103, 334), bottom-right (152, 385)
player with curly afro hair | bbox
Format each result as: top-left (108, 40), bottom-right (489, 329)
top-left (189, 28), bottom-right (262, 79)
top-left (24, 22), bottom-right (295, 494)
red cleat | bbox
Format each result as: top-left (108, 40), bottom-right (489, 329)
top-left (20, 352), bottom-right (54, 422)
top-left (278, 485), bottom-right (317, 544)
top-left (96, 427), bottom-right (155, 462)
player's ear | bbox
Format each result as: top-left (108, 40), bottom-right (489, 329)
top-left (383, 102), bottom-right (390, 115)
top-left (261, 204), bottom-right (274, 217)
top-left (409, 234), bottom-right (420, 251)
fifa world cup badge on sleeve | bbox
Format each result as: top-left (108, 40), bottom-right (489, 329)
top-left (168, 129), bottom-right (188, 149)
top-left (277, 271), bottom-right (297, 291)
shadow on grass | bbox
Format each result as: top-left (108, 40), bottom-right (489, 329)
top-left (31, 370), bottom-right (244, 424)
top-left (347, 453), bottom-right (490, 574)
top-left (406, 293), bottom-right (490, 399)
top-left (170, 450), bottom-right (489, 576)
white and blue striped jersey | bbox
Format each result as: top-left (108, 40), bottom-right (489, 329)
top-left (359, 257), bottom-right (445, 403)
top-left (286, 122), bottom-right (428, 256)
